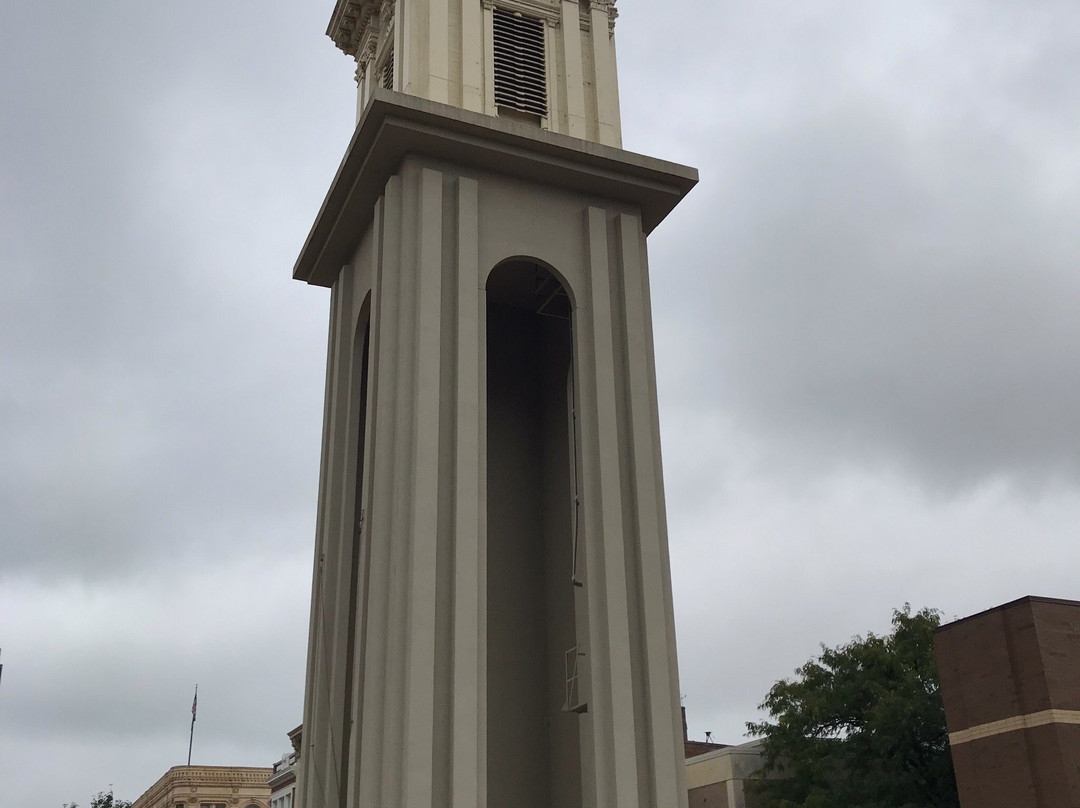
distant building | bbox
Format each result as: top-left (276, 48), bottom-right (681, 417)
top-left (129, 766), bottom-right (271, 808)
top-left (681, 707), bottom-right (728, 759)
top-left (681, 708), bottom-right (768, 807)
top-left (268, 726), bottom-right (302, 808)
top-left (935, 595), bottom-right (1080, 808)
top-left (685, 740), bottom-right (768, 808)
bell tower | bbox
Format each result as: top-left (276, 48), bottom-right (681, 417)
top-left (331, 0), bottom-right (621, 144)
top-left (295, 2), bottom-right (697, 807)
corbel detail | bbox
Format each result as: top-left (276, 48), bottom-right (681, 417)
top-left (327, 0), bottom-right (380, 57)
top-left (356, 37), bottom-right (379, 83)
top-left (380, 0), bottom-right (395, 27)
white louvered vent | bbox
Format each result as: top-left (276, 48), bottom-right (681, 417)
top-left (380, 50), bottom-right (394, 91)
top-left (493, 7), bottom-right (547, 117)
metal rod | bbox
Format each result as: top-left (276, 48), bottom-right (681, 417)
top-left (187, 684), bottom-right (197, 766)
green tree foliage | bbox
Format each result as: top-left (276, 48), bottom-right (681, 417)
top-left (64, 792), bottom-right (132, 808)
top-left (746, 606), bottom-right (959, 808)
top-left (91, 793), bottom-right (132, 808)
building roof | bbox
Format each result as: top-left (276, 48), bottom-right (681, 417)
top-left (936, 595), bottom-right (1080, 632)
top-left (130, 766), bottom-right (272, 808)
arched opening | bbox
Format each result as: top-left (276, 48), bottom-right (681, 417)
top-left (486, 260), bottom-right (583, 808)
top-left (342, 293), bottom-right (372, 807)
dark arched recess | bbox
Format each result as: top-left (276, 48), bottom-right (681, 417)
top-left (485, 260), bottom-right (583, 808)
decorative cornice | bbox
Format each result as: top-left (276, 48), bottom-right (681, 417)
top-left (586, 0), bottom-right (617, 34)
top-left (354, 31), bottom-right (380, 84)
top-left (287, 724), bottom-right (303, 756)
top-left (294, 90), bottom-right (698, 287)
top-left (131, 767), bottom-right (273, 808)
top-left (327, 0), bottom-right (380, 58)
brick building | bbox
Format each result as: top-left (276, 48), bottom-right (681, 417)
top-left (934, 595), bottom-right (1080, 808)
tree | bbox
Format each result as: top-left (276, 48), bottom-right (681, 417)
top-left (64, 792), bottom-right (131, 808)
top-left (746, 606), bottom-right (960, 808)
top-left (91, 793), bottom-right (132, 808)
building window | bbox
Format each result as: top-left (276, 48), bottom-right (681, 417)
top-left (492, 7), bottom-right (547, 117)
top-left (379, 48), bottom-right (394, 91)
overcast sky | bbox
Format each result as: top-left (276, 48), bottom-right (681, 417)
top-left (3, 0), bottom-right (1079, 804)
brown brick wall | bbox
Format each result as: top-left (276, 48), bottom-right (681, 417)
top-left (685, 740), bottom-right (728, 758)
top-left (934, 596), bottom-right (1080, 808)
top-left (935, 600), bottom-right (1040, 731)
top-left (1035, 603), bottom-right (1080, 712)
top-left (949, 729), bottom-right (1036, 808)
top-left (948, 724), bottom-right (1080, 808)
top-left (1054, 724), bottom-right (1080, 807)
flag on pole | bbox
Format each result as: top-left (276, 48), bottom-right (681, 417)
top-left (187, 684), bottom-right (198, 766)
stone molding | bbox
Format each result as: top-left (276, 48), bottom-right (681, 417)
top-left (948, 708), bottom-right (1080, 745)
top-left (327, 0), bottom-right (380, 57)
top-left (337, 0), bottom-right (391, 84)
top-left (130, 767), bottom-right (272, 808)
top-left (354, 33), bottom-right (380, 84)
top-left (293, 89), bottom-right (697, 286)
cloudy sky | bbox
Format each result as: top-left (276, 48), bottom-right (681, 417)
top-left (3, 0), bottom-right (1079, 803)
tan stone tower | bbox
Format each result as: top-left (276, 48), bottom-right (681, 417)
top-left (294, 2), bottom-right (697, 807)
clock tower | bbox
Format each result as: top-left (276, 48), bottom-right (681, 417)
top-left (295, 2), bottom-right (697, 807)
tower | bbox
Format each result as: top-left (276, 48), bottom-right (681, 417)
top-left (294, 2), bottom-right (697, 807)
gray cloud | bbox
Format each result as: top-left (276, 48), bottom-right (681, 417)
top-left (4, 0), bottom-right (1080, 803)
top-left (1, 556), bottom-right (309, 803)
top-left (623, 0), bottom-right (1080, 491)
top-left (1, 1), bottom-right (351, 580)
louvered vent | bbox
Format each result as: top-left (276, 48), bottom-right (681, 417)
top-left (493, 7), bottom-right (547, 117)
top-left (380, 50), bottom-right (394, 91)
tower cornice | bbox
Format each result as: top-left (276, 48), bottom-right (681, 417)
top-left (294, 89), bottom-right (696, 287)
top-left (327, 0), bottom-right (381, 57)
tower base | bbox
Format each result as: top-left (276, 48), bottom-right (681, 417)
top-left (295, 89), bottom-right (697, 808)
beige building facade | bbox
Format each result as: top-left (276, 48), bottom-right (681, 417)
top-left (295, 1), bottom-right (697, 807)
top-left (330, 0), bottom-right (622, 144)
top-left (685, 742), bottom-right (768, 808)
top-left (130, 767), bottom-right (271, 808)
top-left (268, 725), bottom-right (302, 808)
